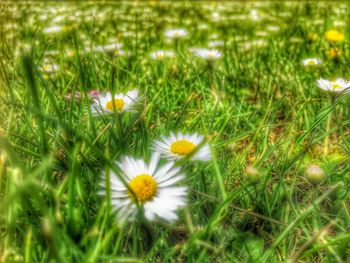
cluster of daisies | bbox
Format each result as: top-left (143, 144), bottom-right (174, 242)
top-left (38, 27), bottom-right (223, 75)
top-left (301, 29), bottom-right (350, 94)
top-left (89, 89), bottom-right (211, 223)
top-left (149, 28), bottom-right (222, 61)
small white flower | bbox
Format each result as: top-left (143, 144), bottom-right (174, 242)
top-left (43, 25), bottom-right (63, 34)
top-left (153, 132), bottom-right (211, 161)
top-left (99, 153), bottom-right (187, 223)
top-left (316, 78), bottom-right (350, 93)
top-left (150, 50), bottom-right (175, 60)
top-left (302, 58), bottom-right (322, 66)
top-left (191, 48), bottom-right (222, 61)
top-left (40, 64), bottom-right (59, 73)
top-left (250, 9), bottom-right (260, 21)
top-left (164, 28), bottom-right (188, 39)
top-left (91, 89), bottom-right (140, 115)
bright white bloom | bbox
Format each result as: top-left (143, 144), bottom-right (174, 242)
top-left (91, 89), bottom-right (140, 115)
top-left (192, 48), bottom-right (222, 61)
top-left (150, 50), bottom-right (175, 60)
top-left (302, 58), bottom-right (322, 66)
top-left (250, 9), bottom-right (260, 21)
top-left (43, 25), bottom-right (63, 34)
top-left (153, 132), bottom-right (211, 161)
top-left (316, 78), bottom-right (350, 93)
top-left (164, 28), bottom-right (188, 39)
top-left (99, 153), bottom-right (187, 222)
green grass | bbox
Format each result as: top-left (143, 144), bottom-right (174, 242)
top-left (1, 1), bottom-right (350, 262)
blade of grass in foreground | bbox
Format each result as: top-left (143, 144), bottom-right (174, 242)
top-left (261, 182), bottom-right (343, 262)
top-left (22, 54), bottom-right (48, 154)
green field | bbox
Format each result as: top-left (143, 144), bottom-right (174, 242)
top-left (1, 1), bottom-right (350, 262)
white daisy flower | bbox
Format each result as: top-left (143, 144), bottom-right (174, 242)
top-left (150, 50), bottom-right (175, 60)
top-left (40, 63), bottom-right (59, 73)
top-left (191, 48), bottom-right (222, 61)
top-left (99, 153), bottom-right (187, 222)
top-left (91, 89), bottom-right (140, 115)
top-left (302, 58), bottom-right (321, 66)
top-left (250, 9), bottom-right (260, 21)
top-left (152, 132), bottom-right (211, 161)
top-left (316, 78), bottom-right (350, 93)
top-left (164, 28), bottom-right (188, 39)
top-left (43, 25), bottom-right (63, 34)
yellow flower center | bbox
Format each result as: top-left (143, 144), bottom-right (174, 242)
top-left (307, 60), bottom-right (316, 65)
top-left (106, 99), bottom-right (124, 112)
top-left (208, 51), bottom-right (216, 58)
top-left (43, 65), bottom-right (52, 71)
top-left (170, 140), bottom-right (196, 156)
top-left (68, 51), bottom-right (75, 57)
top-left (332, 83), bottom-right (342, 90)
top-left (128, 174), bottom-right (157, 202)
top-left (156, 53), bottom-right (165, 60)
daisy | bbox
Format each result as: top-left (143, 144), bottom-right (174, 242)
top-left (302, 58), bottom-right (321, 66)
top-left (40, 63), bottom-right (59, 73)
top-left (250, 9), bottom-right (260, 21)
top-left (99, 153), bottom-right (187, 222)
top-left (91, 89), bottom-right (140, 115)
top-left (164, 28), bottom-right (188, 39)
top-left (43, 25), bottom-right (63, 34)
top-left (152, 132), bottom-right (211, 161)
top-left (150, 50), bottom-right (175, 60)
top-left (316, 78), bottom-right (350, 93)
top-left (191, 48), bottom-right (222, 61)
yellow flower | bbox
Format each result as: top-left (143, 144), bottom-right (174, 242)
top-left (327, 47), bottom-right (341, 58)
top-left (325, 29), bottom-right (344, 42)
